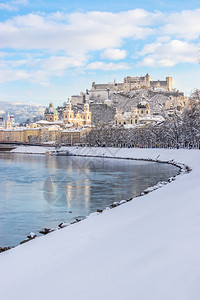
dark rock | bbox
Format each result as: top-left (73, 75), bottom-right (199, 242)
top-left (58, 222), bottom-right (63, 228)
top-left (127, 198), bottom-right (133, 202)
top-left (0, 246), bottom-right (11, 253)
top-left (27, 233), bottom-right (37, 239)
top-left (20, 239), bottom-right (29, 244)
top-left (119, 200), bottom-right (127, 204)
top-left (58, 222), bottom-right (70, 228)
top-left (76, 216), bottom-right (86, 221)
top-left (109, 203), bottom-right (118, 208)
top-left (39, 228), bottom-right (51, 235)
top-left (97, 209), bottom-right (103, 213)
top-left (76, 216), bottom-right (86, 222)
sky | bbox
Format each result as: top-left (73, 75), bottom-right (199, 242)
top-left (0, 0), bottom-right (199, 106)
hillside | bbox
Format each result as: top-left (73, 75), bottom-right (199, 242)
top-left (0, 101), bottom-right (45, 123)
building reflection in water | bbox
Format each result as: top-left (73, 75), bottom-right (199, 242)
top-left (0, 152), bottom-right (179, 247)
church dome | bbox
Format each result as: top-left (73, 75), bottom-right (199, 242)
top-left (45, 102), bottom-right (58, 115)
top-left (137, 97), bottom-right (149, 109)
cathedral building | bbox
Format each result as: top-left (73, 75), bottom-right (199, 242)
top-left (44, 102), bottom-right (58, 122)
top-left (63, 100), bottom-right (91, 127)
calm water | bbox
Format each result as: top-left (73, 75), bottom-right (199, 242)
top-left (0, 153), bottom-right (178, 246)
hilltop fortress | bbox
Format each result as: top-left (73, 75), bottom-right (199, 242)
top-left (91, 74), bottom-right (172, 93)
top-left (70, 74), bottom-right (174, 106)
top-left (69, 73), bottom-right (188, 126)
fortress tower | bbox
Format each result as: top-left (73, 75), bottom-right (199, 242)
top-left (166, 77), bottom-right (173, 91)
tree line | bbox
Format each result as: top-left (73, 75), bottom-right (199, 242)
top-left (86, 95), bottom-right (200, 149)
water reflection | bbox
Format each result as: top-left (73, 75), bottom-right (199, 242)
top-left (0, 153), bottom-right (178, 246)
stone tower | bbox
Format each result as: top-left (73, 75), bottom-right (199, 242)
top-left (63, 99), bottom-right (74, 124)
top-left (166, 77), bottom-right (172, 91)
top-left (5, 113), bottom-right (12, 129)
top-left (81, 103), bottom-right (91, 126)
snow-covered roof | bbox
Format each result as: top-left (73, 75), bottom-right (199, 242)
top-left (37, 120), bottom-right (63, 125)
top-left (62, 128), bottom-right (87, 133)
top-left (139, 115), bottom-right (165, 122)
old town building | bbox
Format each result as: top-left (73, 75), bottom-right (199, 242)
top-left (115, 98), bottom-right (164, 126)
top-left (0, 101), bottom-right (92, 145)
top-left (63, 100), bottom-right (91, 127)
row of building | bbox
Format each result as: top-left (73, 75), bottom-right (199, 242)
top-left (0, 125), bottom-right (90, 145)
top-left (114, 98), bottom-right (165, 126)
top-left (0, 73), bottom-right (180, 144)
top-left (0, 101), bottom-right (92, 145)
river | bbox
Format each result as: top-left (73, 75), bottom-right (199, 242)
top-left (0, 153), bottom-right (178, 246)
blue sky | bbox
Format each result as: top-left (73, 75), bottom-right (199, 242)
top-left (0, 0), bottom-right (199, 106)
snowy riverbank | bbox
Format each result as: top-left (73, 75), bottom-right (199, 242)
top-left (1, 147), bottom-right (200, 300)
top-left (11, 145), bottom-right (54, 154)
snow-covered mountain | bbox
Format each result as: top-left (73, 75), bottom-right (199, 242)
top-left (0, 101), bottom-right (45, 123)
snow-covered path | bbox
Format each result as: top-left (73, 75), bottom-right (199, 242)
top-left (0, 148), bottom-right (200, 300)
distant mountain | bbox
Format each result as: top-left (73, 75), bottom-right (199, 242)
top-left (0, 101), bottom-right (45, 123)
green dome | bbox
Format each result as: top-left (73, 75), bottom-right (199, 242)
top-left (45, 107), bottom-right (58, 115)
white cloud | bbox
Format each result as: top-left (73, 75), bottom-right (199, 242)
top-left (37, 55), bottom-right (87, 72)
top-left (0, 69), bottom-right (30, 83)
top-left (138, 40), bottom-right (199, 67)
top-left (0, 10), bottom-right (158, 53)
top-left (161, 9), bottom-right (200, 40)
top-left (0, 53), bottom-right (89, 85)
top-left (0, 0), bottom-right (28, 11)
top-left (101, 49), bottom-right (127, 60)
top-left (0, 52), bottom-right (9, 58)
top-left (0, 2), bottom-right (17, 11)
top-left (0, 8), bottom-right (199, 86)
top-left (86, 61), bottom-right (130, 71)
